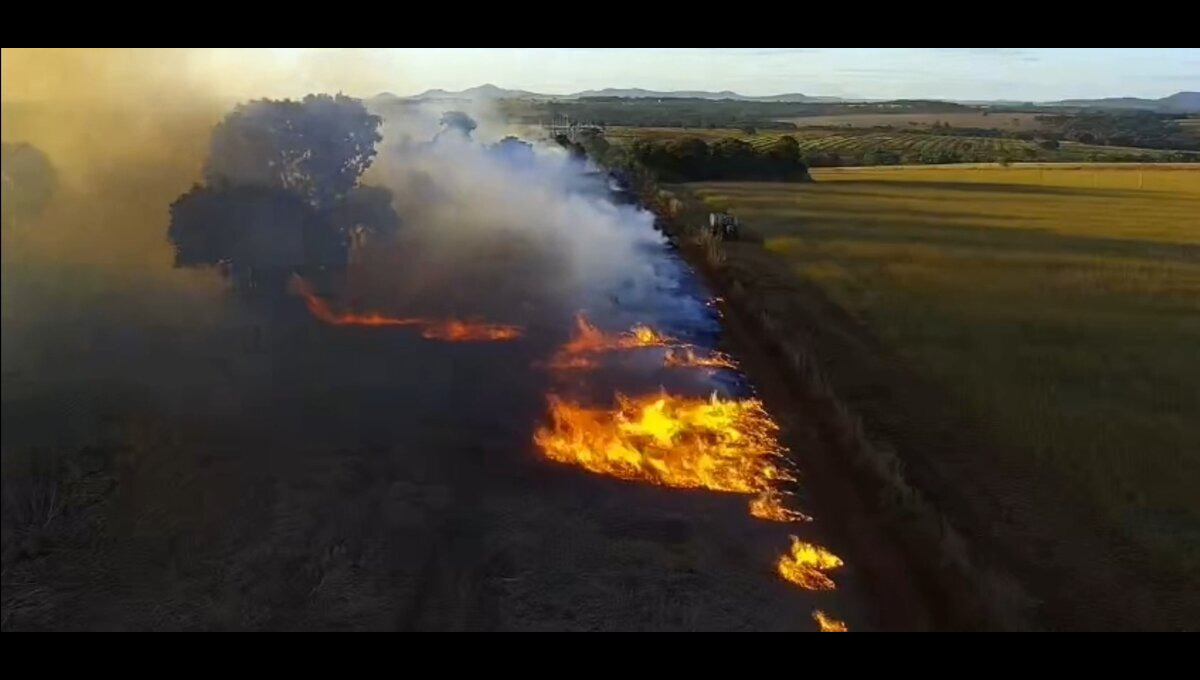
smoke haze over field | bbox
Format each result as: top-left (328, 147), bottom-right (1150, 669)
top-left (0, 48), bottom-right (668, 450)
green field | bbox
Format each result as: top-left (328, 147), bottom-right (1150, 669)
top-left (607, 126), bottom-right (1188, 164)
top-left (688, 166), bottom-right (1200, 582)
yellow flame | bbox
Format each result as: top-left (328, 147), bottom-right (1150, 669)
top-left (749, 488), bottom-right (813, 523)
top-left (813, 609), bottom-right (849, 632)
top-left (776, 535), bottom-right (844, 590)
top-left (534, 392), bottom-right (791, 493)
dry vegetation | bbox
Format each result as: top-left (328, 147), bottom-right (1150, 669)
top-left (605, 127), bottom-right (1185, 165)
top-left (681, 165), bottom-right (1200, 627)
top-left (777, 111), bottom-right (1047, 130)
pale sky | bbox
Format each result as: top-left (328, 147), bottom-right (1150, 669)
top-left (205, 48), bottom-right (1199, 102)
top-left (4, 48), bottom-right (1198, 103)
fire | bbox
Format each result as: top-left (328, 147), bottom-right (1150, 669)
top-left (776, 535), bottom-right (844, 590)
top-left (421, 319), bottom-right (523, 342)
top-left (812, 609), bottom-right (849, 632)
top-left (534, 392), bottom-right (790, 494)
top-left (664, 346), bottom-right (737, 370)
top-left (749, 488), bottom-right (813, 523)
top-left (292, 277), bottom-right (424, 327)
top-left (629, 324), bottom-right (673, 347)
top-left (550, 313), bottom-right (675, 368)
top-left (290, 276), bottom-right (522, 341)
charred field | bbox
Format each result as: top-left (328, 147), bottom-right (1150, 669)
top-left (1, 93), bottom-right (895, 631)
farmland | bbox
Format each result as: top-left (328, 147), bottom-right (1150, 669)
top-left (777, 111), bottom-right (1047, 130)
top-left (683, 165), bottom-right (1200, 623)
top-left (604, 126), bottom-right (1190, 165)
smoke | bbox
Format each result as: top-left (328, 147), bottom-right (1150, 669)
top-left (0, 49), bottom-right (679, 454)
top-left (360, 98), bottom-right (663, 331)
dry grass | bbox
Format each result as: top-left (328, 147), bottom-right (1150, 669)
top-left (688, 166), bottom-right (1200, 590)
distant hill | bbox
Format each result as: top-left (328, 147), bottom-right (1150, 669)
top-left (386, 85), bottom-right (1200, 113)
top-left (1046, 91), bottom-right (1200, 113)
top-left (408, 83), bottom-right (550, 100)
top-left (571, 88), bottom-right (838, 103)
top-left (402, 84), bottom-right (839, 103)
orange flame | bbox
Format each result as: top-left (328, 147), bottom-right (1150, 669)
top-left (664, 346), bottom-right (737, 370)
top-left (549, 313), bottom-right (675, 369)
top-left (292, 277), bottom-right (424, 327)
top-left (813, 609), bottom-right (849, 632)
top-left (421, 319), bottom-right (523, 342)
top-left (749, 487), bottom-right (813, 523)
top-left (291, 276), bottom-right (522, 342)
top-left (776, 535), bottom-right (843, 590)
top-left (534, 392), bottom-right (791, 494)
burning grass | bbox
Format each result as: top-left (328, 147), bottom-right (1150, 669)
top-left (548, 313), bottom-right (674, 369)
top-left (777, 535), bottom-right (844, 590)
top-left (812, 609), bottom-right (849, 632)
top-left (534, 392), bottom-right (791, 495)
top-left (663, 346), bottom-right (737, 370)
top-left (291, 276), bottom-right (522, 342)
top-left (547, 312), bottom-right (736, 372)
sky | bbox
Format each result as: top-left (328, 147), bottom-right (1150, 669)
top-left (4, 48), bottom-right (1198, 103)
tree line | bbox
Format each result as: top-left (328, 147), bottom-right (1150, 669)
top-left (568, 132), bottom-right (811, 182)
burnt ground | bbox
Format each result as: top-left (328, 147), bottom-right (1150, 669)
top-left (2, 300), bottom-right (906, 631)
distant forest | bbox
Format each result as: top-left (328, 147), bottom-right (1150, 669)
top-left (508, 98), bottom-right (1200, 157)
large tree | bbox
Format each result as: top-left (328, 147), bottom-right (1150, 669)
top-left (169, 94), bottom-right (398, 298)
top-left (204, 94), bottom-right (382, 211)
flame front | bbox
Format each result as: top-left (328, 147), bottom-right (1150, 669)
top-left (291, 276), bottom-right (522, 342)
top-left (421, 319), bottom-right (523, 342)
top-left (292, 277), bottom-right (424, 327)
top-left (549, 313), bottom-right (675, 369)
top-left (749, 487), bottom-right (813, 523)
top-left (537, 310), bottom-right (851, 620)
top-left (534, 392), bottom-right (789, 493)
top-left (813, 609), bottom-right (849, 632)
top-left (664, 346), bottom-right (737, 370)
top-left (776, 535), bottom-right (844, 590)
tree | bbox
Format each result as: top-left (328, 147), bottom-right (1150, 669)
top-left (663, 137), bottom-right (711, 179)
top-left (490, 136), bottom-right (536, 164)
top-left (168, 183), bottom-right (321, 296)
top-left (1038, 139), bottom-right (1060, 150)
top-left (205, 94), bottom-right (382, 211)
top-left (710, 138), bottom-right (756, 178)
top-left (169, 94), bottom-right (398, 298)
top-left (438, 111), bottom-right (478, 139)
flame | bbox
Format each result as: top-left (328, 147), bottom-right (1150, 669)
top-left (534, 392), bottom-right (790, 494)
top-left (628, 324), bottom-right (673, 347)
top-left (292, 276), bottom-right (424, 327)
top-left (537, 309), bottom-right (844, 597)
top-left (291, 276), bottom-right (522, 342)
top-left (749, 488), bottom-right (813, 523)
top-left (813, 609), bottom-right (849, 632)
top-left (421, 319), bottom-right (523, 342)
top-left (664, 346), bottom-right (737, 370)
top-left (776, 535), bottom-right (843, 590)
top-left (549, 313), bottom-right (674, 369)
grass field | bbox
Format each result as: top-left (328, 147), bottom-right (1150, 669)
top-left (687, 166), bottom-right (1200, 583)
top-left (606, 127), bottom-right (1185, 164)
top-left (1180, 118), bottom-right (1200, 140)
